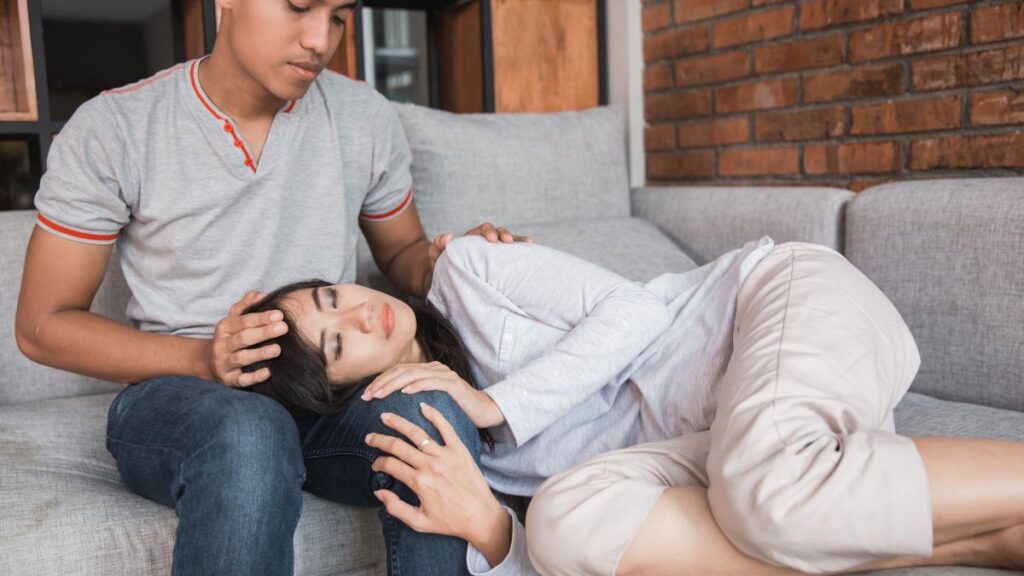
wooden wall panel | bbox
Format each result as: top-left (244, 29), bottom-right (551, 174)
top-left (0, 0), bottom-right (37, 121)
top-left (181, 0), bottom-right (206, 60)
top-left (326, 11), bottom-right (360, 79)
top-left (491, 0), bottom-right (599, 113)
top-left (437, 1), bottom-right (484, 113)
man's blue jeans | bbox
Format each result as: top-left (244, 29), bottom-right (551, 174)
top-left (105, 375), bottom-right (480, 576)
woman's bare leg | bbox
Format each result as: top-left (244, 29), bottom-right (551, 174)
top-left (618, 437), bottom-right (1024, 576)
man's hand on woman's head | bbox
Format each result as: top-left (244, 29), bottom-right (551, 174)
top-left (202, 290), bottom-right (288, 388)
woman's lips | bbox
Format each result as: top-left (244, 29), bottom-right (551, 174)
top-left (382, 303), bottom-right (394, 339)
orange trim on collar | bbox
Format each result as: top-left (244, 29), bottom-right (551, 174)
top-left (37, 214), bottom-right (119, 242)
top-left (360, 189), bottom-right (414, 221)
top-left (189, 60), bottom-right (257, 173)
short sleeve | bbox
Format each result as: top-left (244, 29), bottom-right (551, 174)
top-left (359, 98), bottom-right (414, 222)
top-left (33, 96), bottom-right (133, 245)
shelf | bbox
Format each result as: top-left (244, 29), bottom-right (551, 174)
top-left (0, 0), bottom-right (37, 122)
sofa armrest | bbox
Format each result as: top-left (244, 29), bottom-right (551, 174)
top-left (630, 186), bottom-right (855, 264)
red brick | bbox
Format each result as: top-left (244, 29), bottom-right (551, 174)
top-left (645, 63), bottom-right (674, 91)
top-left (646, 90), bottom-right (713, 121)
top-left (911, 133), bottom-right (1024, 169)
top-left (971, 1), bottom-right (1024, 44)
top-left (910, 0), bottom-right (969, 8)
top-left (850, 96), bottom-right (961, 134)
top-left (715, 78), bottom-right (798, 113)
top-left (646, 124), bottom-right (677, 150)
top-left (805, 142), bottom-right (903, 174)
top-left (801, 0), bottom-right (904, 31)
top-left (755, 107), bottom-right (845, 141)
top-left (719, 147), bottom-right (800, 176)
top-left (675, 51), bottom-right (749, 87)
top-left (648, 151), bottom-right (716, 178)
top-left (712, 7), bottom-right (795, 49)
top-left (645, 26), bottom-right (710, 61)
top-left (971, 90), bottom-right (1024, 126)
top-left (850, 178), bottom-right (893, 192)
top-left (678, 117), bottom-right (751, 147)
top-left (754, 35), bottom-right (844, 74)
top-left (643, 3), bottom-right (672, 32)
top-left (804, 63), bottom-right (904, 103)
top-left (912, 45), bottom-right (1024, 91)
top-left (849, 13), bottom-right (962, 63)
top-left (673, 0), bottom-right (747, 24)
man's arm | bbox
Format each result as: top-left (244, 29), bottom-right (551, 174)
top-left (15, 228), bottom-right (281, 386)
top-left (360, 199), bottom-right (531, 299)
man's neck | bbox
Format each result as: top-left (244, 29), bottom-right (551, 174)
top-left (198, 50), bottom-right (285, 123)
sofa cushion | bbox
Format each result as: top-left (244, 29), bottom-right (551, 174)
top-left (894, 391), bottom-right (1024, 441)
top-left (393, 103), bottom-right (630, 239)
top-left (0, 210), bottom-right (128, 406)
top-left (846, 179), bottom-right (1024, 412)
top-left (357, 216), bottom-right (698, 292)
top-left (0, 393), bottom-right (383, 576)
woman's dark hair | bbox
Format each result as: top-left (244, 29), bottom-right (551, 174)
top-left (241, 279), bottom-right (493, 448)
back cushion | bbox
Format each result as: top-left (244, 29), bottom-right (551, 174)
top-left (845, 179), bottom-right (1024, 412)
top-left (392, 103), bottom-right (630, 238)
top-left (0, 210), bottom-right (128, 405)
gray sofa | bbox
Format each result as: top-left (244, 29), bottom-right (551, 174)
top-left (1, 103), bottom-right (1022, 575)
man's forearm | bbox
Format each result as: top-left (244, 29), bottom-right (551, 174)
top-left (16, 309), bottom-right (211, 384)
top-left (381, 237), bottom-right (433, 298)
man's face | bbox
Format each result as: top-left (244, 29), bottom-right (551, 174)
top-left (222, 0), bottom-right (356, 101)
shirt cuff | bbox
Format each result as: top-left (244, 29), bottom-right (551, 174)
top-left (466, 506), bottom-right (522, 576)
top-left (359, 188), bottom-right (414, 222)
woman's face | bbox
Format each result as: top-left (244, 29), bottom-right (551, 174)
top-left (279, 284), bottom-right (421, 384)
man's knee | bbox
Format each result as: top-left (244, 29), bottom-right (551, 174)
top-left (371, 390), bottom-right (480, 456)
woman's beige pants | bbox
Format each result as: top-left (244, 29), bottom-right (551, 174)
top-left (526, 242), bottom-right (932, 575)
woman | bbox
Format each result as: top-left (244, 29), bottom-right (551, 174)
top-left (244, 235), bottom-right (1024, 575)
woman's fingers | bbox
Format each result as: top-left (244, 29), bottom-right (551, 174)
top-left (374, 490), bottom-right (431, 532)
top-left (363, 362), bottom-right (448, 400)
top-left (366, 427), bottom-right (429, 468)
top-left (379, 412), bottom-right (440, 452)
top-left (419, 403), bottom-right (463, 452)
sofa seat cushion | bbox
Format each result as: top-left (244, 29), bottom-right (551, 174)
top-left (0, 393), bottom-right (383, 576)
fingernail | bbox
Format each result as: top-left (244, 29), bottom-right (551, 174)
top-left (401, 388), bottom-right (412, 394)
top-left (365, 433), bottom-right (374, 444)
top-left (419, 402), bottom-right (430, 412)
top-left (381, 412), bottom-right (392, 422)
top-left (274, 323), bottom-right (286, 335)
top-left (373, 490), bottom-right (384, 501)
top-left (270, 311), bottom-right (283, 321)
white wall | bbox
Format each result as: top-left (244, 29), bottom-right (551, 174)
top-left (606, 0), bottom-right (645, 188)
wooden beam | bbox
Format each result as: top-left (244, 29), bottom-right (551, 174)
top-left (0, 0), bottom-right (38, 121)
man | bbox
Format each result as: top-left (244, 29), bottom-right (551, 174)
top-left (15, 0), bottom-right (524, 573)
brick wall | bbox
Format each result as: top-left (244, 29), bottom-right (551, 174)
top-left (643, 0), bottom-right (1024, 190)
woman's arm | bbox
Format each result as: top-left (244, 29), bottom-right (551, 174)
top-left (366, 404), bottom-right (542, 575)
top-left (428, 236), bottom-right (671, 447)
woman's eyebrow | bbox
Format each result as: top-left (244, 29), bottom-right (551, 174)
top-left (311, 287), bottom-right (323, 312)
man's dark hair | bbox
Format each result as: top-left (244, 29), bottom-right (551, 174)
top-left (241, 280), bottom-right (493, 448)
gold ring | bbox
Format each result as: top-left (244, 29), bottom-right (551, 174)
top-left (417, 438), bottom-right (431, 450)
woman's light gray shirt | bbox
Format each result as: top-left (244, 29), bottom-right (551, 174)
top-left (427, 234), bottom-right (775, 496)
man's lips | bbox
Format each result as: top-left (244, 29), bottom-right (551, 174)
top-left (289, 62), bottom-right (323, 80)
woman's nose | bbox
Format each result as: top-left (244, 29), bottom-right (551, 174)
top-left (337, 304), bottom-right (372, 333)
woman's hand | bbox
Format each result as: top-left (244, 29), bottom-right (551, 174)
top-left (367, 403), bottom-right (513, 566)
top-left (361, 361), bottom-right (506, 428)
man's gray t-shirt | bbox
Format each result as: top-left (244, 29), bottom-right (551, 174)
top-left (34, 57), bottom-right (413, 337)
